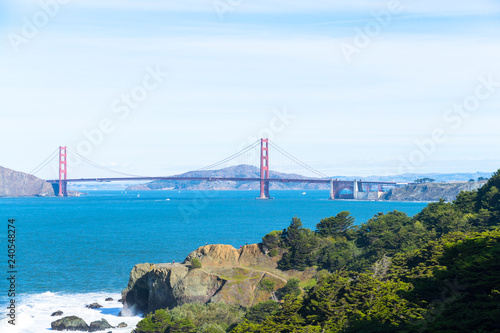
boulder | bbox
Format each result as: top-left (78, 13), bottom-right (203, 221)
top-left (117, 322), bottom-right (128, 328)
top-left (51, 310), bottom-right (63, 316)
top-left (51, 316), bottom-right (89, 331)
top-left (86, 302), bottom-right (103, 309)
top-left (89, 318), bottom-right (113, 332)
top-left (105, 297), bottom-right (114, 301)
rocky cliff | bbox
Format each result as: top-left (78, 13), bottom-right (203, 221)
top-left (121, 244), bottom-right (315, 315)
top-left (0, 166), bottom-right (55, 197)
top-left (381, 181), bottom-right (486, 202)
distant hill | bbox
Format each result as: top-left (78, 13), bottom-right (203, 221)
top-left (126, 165), bottom-right (495, 191)
top-left (126, 165), bottom-right (328, 191)
top-left (0, 166), bottom-right (55, 197)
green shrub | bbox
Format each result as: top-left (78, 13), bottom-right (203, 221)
top-left (134, 309), bottom-right (172, 333)
top-left (258, 279), bottom-right (275, 293)
top-left (191, 258), bottom-right (202, 269)
top-left (245, 300), bottom-right (280, 324)
top-left (268, 248), bottom-right (279, 257)
top-left (262, 230), bottom-right (283, 249)
top-left (278, 278), bottom-right (301, 298)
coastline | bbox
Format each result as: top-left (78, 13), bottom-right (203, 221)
top-left (0, 291), bottom-right (141, 332)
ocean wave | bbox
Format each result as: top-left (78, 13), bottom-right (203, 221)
top-left (0, 291), bottom-right (141, 333)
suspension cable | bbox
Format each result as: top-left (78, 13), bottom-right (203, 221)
top-left (269, 141), bottom-right (329, 179)
top-left (29, 148), bottom-right (60, 175)
top-left (197, 140), bottom-right (261, 171)
top-left (66, 148), bottom-right (144, 177)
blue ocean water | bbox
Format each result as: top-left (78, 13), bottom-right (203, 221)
top-left (0, 190), bottom-right (427, 299)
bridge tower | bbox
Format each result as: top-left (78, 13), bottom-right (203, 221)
top-left (259, 138), bottom-right (270, 199)
top-left (329, 179), bottom-right (334, 200)
top-left (58, 146), bottom-right (68, 197)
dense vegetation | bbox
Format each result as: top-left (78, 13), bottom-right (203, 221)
top-left (134, 170), bottom-right (500, 333)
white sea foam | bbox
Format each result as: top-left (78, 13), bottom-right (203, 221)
top-left (0, 291), bottom-right (141, 333)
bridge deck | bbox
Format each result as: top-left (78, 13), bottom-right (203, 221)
top-left (46, 177), bottom-right (397, 185)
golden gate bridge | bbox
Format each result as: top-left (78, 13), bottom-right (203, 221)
top-left (30, 139), bottom-right (398, 198)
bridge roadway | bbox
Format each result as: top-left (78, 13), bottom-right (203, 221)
top-left (46, 177), bottom-right (398, 185)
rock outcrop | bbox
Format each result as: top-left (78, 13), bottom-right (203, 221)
top-left (381, 181), bottom-right (486, 202)
top-left (89, 318), bottom-right (113, 332)
top-left (0, 166), bottom-right (54, 197)
top-left (51, 316), bottom-right (90, 331)
top-left (121, 244), bottom-right (313, 315)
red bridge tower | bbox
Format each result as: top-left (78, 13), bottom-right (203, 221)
top-left (59, 146), bottom-right (68, 197)
top-left (259, 139), bottom-right (270, 199)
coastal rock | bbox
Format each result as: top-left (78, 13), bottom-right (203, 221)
top-left (51, 316), bottom-right (90, 331)
top-left (117, 322), bottom-right (128, 328)
top-left (86, 302), bottom-right (103, 309)
top-left (381, 181), bottom-right (486, 202)
top-left (122, 244), bottom-right (301, 315)
top-left (51, 310), bottom-right (63, 316)
top-left (89, 318), bottom-right (113, 332)
top-left (105, 297), bottom-right (114, 301)
top-left (0, 166), bottom-right (55, 197)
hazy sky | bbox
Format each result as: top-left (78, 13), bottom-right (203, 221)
top-left (1, 0), bottom-right (500, 179)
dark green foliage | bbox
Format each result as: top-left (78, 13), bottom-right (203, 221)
top-left (390, 229), bottom-right (500, 332)
top-left (134, 309), bottom-right (172, 333)
top-left (316, 238), bottom-right (359, 272)
top-left (268, 248), bottom-right (279, 257)
top-left (454, 189), bottom-right (478, 214)
top-left (414, 199), bottom-right (470, 235)
top-left (168, 318), bottom-right (196, 333)
top-left (277, 278), bottom-right (301, 298)
top-left (244, 300), bottom-right (279, 324)
top-left (134, 303), bottom-right (245, 333)
top-left (278, 218), bottom-right (320, 270)
top-left (475, 170), bottom-right (500, 225)
top-left (262, 230), bottom-right (283, 250)
top-left (353, 211), bottom-right (435, 271)
top-left (315, 211), bottom-right (355, 239)
top-left (258, 279), bottom-right (275, 293)
top-left (190, 258), bottom-right (202, 269)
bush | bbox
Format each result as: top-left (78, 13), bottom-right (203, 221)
top-left (277, 278), bottom-right (301, 298)
top-left (191, 258), bottom-right (202, 269)
top-left (134, 303), bottom-right (246, 333)
top-left (245, 300), bottom-right (280, 324)
top-left (268, 248), bottom-right (279, 257)
top-left (262, 230), bottom-right (283, 249)
top-left (258, 279), bottom-right (275, 293)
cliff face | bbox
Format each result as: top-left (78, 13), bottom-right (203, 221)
top-left (381, 182), bottom-right (486, 202)
top-left (0, 166), bottom-right (55, 197)
top-left (121, 244), bottom-right (315, 315)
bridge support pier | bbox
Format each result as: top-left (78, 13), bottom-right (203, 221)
top-left (353, 180), bottom-right (358, 200)
top-left (329, 179), bottom-right (334, 200)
